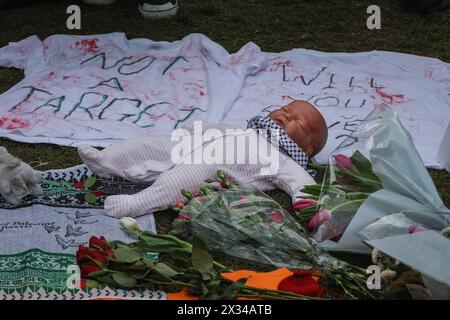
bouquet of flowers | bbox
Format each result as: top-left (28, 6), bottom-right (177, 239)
top-left (76, 231), bottom-right (327, 299)
top-left (294, 151), bottom-right (383, 243)
top-left (168, 171), bottom-right (374, 299)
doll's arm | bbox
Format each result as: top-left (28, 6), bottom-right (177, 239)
top-left (78, 136), bottom-right (176, 183)
top-left (272, 158), bottom-right (316, 204)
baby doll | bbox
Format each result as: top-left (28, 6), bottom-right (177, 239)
top-left (77, 100), bottom-right (328, 218)
top-left (0, 147), bottom-right (43, 205)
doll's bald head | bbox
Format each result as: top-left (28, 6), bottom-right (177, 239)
top-left (268, 100), bottom-right (328, 157)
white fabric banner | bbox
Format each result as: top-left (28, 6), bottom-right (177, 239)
top-left (1, 33), bottom-right (449, 167)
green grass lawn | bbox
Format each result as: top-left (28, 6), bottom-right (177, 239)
top-left (0, 0), bottom-right (449, 275)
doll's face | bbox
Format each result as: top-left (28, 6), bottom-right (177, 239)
top-left (268, 100), bottom-right (328, 157)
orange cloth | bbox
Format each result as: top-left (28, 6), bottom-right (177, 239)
top-left (167, 268), bottom-right (300, 300)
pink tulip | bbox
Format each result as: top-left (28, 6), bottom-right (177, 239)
top-left (408, 225), bottom-right (425, 234)
top-left (239, 195), bottom-right (249, 201)
top-left (334, 155), bottom-right (357, 171)
top-left (178, 213), bottom-right (190, 220)
top-left (174, 201), bottom-right (185, 208)
top-left (293, 199), bottom-right (317, 211)
top-left (307, 209), bottom-right (331, 229)
top-left (272, 211), bottom-right (285, 223)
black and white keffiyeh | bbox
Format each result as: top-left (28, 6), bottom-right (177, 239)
top-left (247, 115), bottom-right (310, 170)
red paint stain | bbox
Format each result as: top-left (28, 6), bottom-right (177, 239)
top-left (0, 116), bottom-right (8, 127)
top-left (48, 71), bottom-right (55, 78)
top-left (185, 82), bottom-right (204, 89)
top-left (75, 38), bottom-right (100, 54)
top-left (228, 55), bottom-right (243, 65)
top-left (282, 95), bottom-right (296, 101)
top-left (268, 59), bottom-right (294, 72)
top-left (273, 60), bottom-right (294, 67)
top-left (63, 76), bottom-right (69, 80)
top-left (200, 90), bottom-right (205, 96)
top-left (0, 117), bottom-right (29, 130)
top-left (425, 68), bottom-right (433, 80)
top-left (168, 72), bottom-right (175, 80)
top-left (375, 88), bottom-right (404, 104)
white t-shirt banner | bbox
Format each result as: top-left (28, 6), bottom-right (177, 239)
top-left (223, 49), bottom-right (450, 166)
top-left (0, 33), bottom-right (449, 167)
top-left (0, 32), bottom-right (266, 143)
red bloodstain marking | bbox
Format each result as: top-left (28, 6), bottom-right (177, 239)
top-left (185, 82), bottom-right (204, 89)
top-left (375, 88), bottom-right (404, 104)
top-left (75, 38), bottom-right (100, 54)
top-left (168, 72), bottom-right (175, 80)
top-left (425, 68), bottom-right (433, 80)
top-left (48, 71), bottom-right (55, 78)
top-left (282, 95), bottom-right (296, 101)
top-left (268, 59), bottom-right (294, 72)
top-left (0, 116), bottom-right (8, 127)
top-left (273, 60), bottom-right (294, 67)
top-left (200, 90), bottom-right (205, 96)
top-left (228, 56), bottom-right (243, 65)
top-left (63, 76), bottom-right (69, 80)
top-left (2, 117), bottom-right (29, 130)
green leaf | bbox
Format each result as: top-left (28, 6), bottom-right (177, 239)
top-left (86, 270), bottom-right (111, 277)
top-left (113, 246), bottom-right (142, 263)
top-left (85, 279), bottom-right (101, 288)
top-left (153, 262), bottom-right (180, 278)
top-left (204, 178), bottom-right (215, 183)
top-left (191, 236), bottom-right (214, 280)
top-left (217, 170), bottom-right (225, 180)
top-left (299, 184), bottom-right (323, 196)
top-left (350, 150), bottom-right (372, 172)
top-left (181, 189), bottom-right (193, 200)
top-left (221, 282), bottom-right (238, 300)
top-left (84, 176), bottom-right (97, 189)
top-left (84, 192), bottom-right (98, 204)
top-left (112, 272), bottom-right (137, 288)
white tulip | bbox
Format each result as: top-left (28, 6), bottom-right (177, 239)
top-left (440, 227), bottom-right (450, 239)
top-left (120, 217), bottom-right (143, 233)
top-left (380, 269), bottom-right (397, 284)
top-left (371, 248), bottom-right (381, 265)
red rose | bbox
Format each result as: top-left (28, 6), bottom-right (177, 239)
top-left (74, 182), bottom-right (85, 190)
top-left (76, 236), bottom-right (115, 278)
top-left (76, 245), bottom-right (91, 264)
top-left (89, 236), bottom-right (110, 252)
top-left (80, 262), bottom-right (101, 277)
top-left (278, 269), bottom-right (325, 297)
top-left (89, 249), bottom-right (108, 265)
